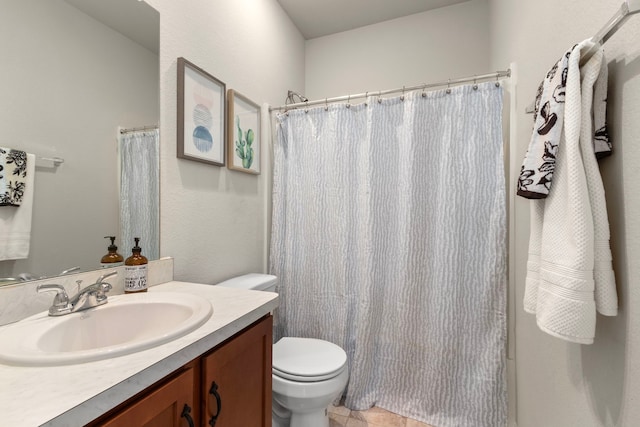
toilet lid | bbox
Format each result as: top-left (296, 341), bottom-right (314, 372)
top-left (273, 337), bottom-right (347, 382)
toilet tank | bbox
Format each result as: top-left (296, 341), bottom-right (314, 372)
top-left (216, 273), bottom-right (278, 292)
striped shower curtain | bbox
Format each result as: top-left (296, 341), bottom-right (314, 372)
top-left (270, 82), bottom-right (507, 427)
top-left (119, 129), bottom-right (160, 260)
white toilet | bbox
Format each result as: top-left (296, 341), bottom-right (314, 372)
top-left (217, 274), bottom-right (349, 427)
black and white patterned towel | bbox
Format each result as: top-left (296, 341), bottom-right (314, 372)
top-left (517, 44), bottom-right (612, 199)
top-left (0, 148), bottom-right (28, 206)
top-left (517, 46), bottom-right (573, 199)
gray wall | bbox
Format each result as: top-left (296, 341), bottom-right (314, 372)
top-left (305, 0), bottom-right (490, 100)
top-left (145, 0), bottom-right (306, 284)
top-left (489, 0), bottom-right (640, 425)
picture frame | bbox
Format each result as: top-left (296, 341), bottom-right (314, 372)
top-left (177, 57), bottom-right (226, 166)
top-left (227, 89), bottom-right (261, 174)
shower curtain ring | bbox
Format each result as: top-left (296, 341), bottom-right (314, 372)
top-left (421, 83), bottom-right (427, 98)
top-left (304, 100), bottom-right (309, 113)
top-left (377, 91), bottom-right (382, 103)
top-left (346, 94), bottom-right (351, 109)
top-left (400, 86), bottom-right (405, 101)
top-left (473, 75), bottom-right (478, 90)
top-left (324, 98), bottom-right (328, 111)
top-left (364, 92), bottom-right (369, 107)
top-left (446, 79), bottom-right (451, 94)
top-left (495, 72), bottom-right (501, 87)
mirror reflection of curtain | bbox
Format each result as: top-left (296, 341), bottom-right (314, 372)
top-left (119, 129), bottom-right (159, 260)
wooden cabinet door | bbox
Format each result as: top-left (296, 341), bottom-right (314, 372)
top-left (97, 366), bottom-right (197, 427)
top-left (202, 315), bottom-right (272, 427)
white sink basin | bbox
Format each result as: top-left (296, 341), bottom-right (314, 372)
top-left (0, 292), bottom-right (213, 366)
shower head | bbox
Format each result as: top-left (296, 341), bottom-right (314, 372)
top-left (286, 90), bottom-right (308, 104)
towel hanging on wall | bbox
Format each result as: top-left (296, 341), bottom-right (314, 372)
top-left (522, 40), bottom-right (618, 344)
top-left (0, 153), bottom-right (35, 260)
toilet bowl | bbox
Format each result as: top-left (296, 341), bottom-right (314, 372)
top-left (217, 274), bottom-right (348, 427)
top-left (272, 337), bottom-right (349, 427)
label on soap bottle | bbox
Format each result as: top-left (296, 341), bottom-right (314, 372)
top-left (124, 264), bottom-right (148, 292)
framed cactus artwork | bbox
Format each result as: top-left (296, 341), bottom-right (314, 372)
top-left (177, 57), bottom-right (226, 166)
top-left (227, 90), bottom-right (260, 174)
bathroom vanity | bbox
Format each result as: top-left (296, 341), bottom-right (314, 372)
top-left (89, 314), bottom-right (272, 426)
top-left (0, 280), bottom-right (278, 426)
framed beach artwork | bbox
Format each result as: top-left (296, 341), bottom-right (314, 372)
top-left (177, 57), bottom-right (226, 166)
top-left (227, 89), bottom-right (260, 174)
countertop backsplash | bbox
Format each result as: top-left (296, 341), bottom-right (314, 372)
top-left (0, 257), bottom-right (174, 326)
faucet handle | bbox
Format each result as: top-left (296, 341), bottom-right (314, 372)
top-left (37, 284), bottom-right (69, 303)
top-left (97, 282), bottom-right (112, 294)
top-left (89, 282), bottom-right (112, 304)
top-left (37, 284), bottom-right (72, 316)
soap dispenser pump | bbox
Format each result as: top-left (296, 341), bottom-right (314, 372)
top-left (124, 237), bottom-right (148, 293)
top-left (101, 236), bottom-right (124, 268)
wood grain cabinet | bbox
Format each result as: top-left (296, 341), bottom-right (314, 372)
top-left (89, 315), bottom-right (272, 427)
top-left (95, 365), bottom-right (197, 427)
top-left (202, 314), bottom-right (272, 426)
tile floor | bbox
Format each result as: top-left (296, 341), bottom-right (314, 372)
top-left (329, 405), bottom-right (434, 427)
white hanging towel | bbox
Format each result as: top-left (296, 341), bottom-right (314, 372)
top-left (523, 40), bottom-right (617, 344)
top-left (0, 153), bottom-right (36, 260)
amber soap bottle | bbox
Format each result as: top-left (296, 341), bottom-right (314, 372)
top-left (101, 236), bottom-right (124, 268)
top-left (124, 237), bottom-right (148, 293)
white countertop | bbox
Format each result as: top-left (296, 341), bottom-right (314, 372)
top-left (0, 281), bottom-right (279, 427)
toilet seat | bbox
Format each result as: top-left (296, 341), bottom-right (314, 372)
top-left (273, 337), bottom-right (347, 383)
top-left (272, 364), bottom-right (347, 382)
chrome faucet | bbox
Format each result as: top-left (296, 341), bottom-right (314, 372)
top-left (37, 271), bottom-right (117, 316)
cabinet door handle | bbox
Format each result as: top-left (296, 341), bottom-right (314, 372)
top-left (208, 381), bottom-right (222, 426)
top-left (180, 404), bottom-right (195, 427)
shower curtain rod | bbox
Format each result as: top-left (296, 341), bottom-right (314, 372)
top-left (269, 69), bottom-right (511, 112)
top-left (525, 0), bottom-right (640, 113)
top-left (119, 124), bottom-right (158, 134)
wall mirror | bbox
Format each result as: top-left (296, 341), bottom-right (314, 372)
top-left (0, 0), bottom-right (160, 286)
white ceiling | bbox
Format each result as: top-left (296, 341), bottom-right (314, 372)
top-left (276, 0), bottom-right (470, 39)
top-left (62, 1), bottom-right (469, 49)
